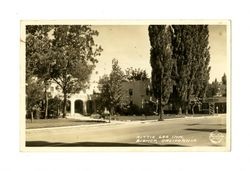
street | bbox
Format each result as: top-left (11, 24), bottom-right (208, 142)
top-left (26, 114), bottom-right (227, 147)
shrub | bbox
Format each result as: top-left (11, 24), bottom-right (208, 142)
top-left (48, 97), bottom-right (62, 118)
top-left (142, 101), bottom-right (156, 115)
top-left (127, 104), bottom-right (141, 116)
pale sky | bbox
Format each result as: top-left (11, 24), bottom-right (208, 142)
top-left (208, 25), bottom-right (228, 82)
top-left (90, 25), bottom-right (227, 83)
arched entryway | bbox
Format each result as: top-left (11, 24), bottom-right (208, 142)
top-left (87, 100), bottom-right (96, 114)
top-left (74, 100), bottom-right (84, 114)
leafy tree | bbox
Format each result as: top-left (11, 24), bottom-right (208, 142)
top-left (171, 25), bottom-right (211, 114)
top-left (26, 77), bottom-right (45, 120)
top-left (148, 25), bottom-right (175, 121)
top-left (109, 59), bottom-right (124, 113)
top-left (125, 67), bottom-right (149, 81)
top-left (50, 25), bottom-right (102, 118)
top-left (26, 25), bottom-right (53, 118)
top-left (26, 25), bottom-right (102, 118)
top-left (222, 73), bottom-right (227, 85)
top-left (98, 59), bottom-right (124, 122)
top-left (221, 73), bottom-right (227, 97)
top-left (97, 74), bottom-right (110, 112)
top-left (206, 78), bottom-right (220, 97)
top-left (48, 96), bottom-right (62, 118)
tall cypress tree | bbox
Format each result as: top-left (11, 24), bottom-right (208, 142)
top-left (171, 25), bottom-right (210, 114)
top-left (148, 25), bottom-right (174, 121)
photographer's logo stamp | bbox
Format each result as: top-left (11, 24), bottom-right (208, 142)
top-left (209, 130), bottom-right (224, 144)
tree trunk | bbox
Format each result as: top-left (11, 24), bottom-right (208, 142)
top-left (185, 100), bottom-right (191, 115)
top-left (62, 92), bottom-right (67, 118)
top-left (185, 103), bottom-right (189, 115)
top-left (109, 107), bottom-right (113, 123)
top-left (45, 94), bottom-right (48, 118)
top-left (178, 106), bottom-right (182, 115)
top-left (57, 104), bottom-right (60, 117)
top-left (30, 110), bottom-right (33, 123)
top-left (158, 73), bottom-right (164, 121)
top-left (185, 107), bottom-right (188, 115)
top-left (44, 85), bottom-right (48, 119)
top-left (191, 104), bottom-right (195, 115)
top-left (158, 97), bottom-right (164, 121)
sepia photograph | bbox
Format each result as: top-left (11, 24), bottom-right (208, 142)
top-left (20, 20), bottom-right (230, 151)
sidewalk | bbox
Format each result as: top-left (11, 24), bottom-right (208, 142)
top-left (26, 113), bottom-right (226, 131)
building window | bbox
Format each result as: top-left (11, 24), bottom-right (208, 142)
top-left (50, 87), bottom-right (54, 92)
top-left (146, 88), bottom-right (150, 96)
top-left (129, 89), bottom-right (133, 96)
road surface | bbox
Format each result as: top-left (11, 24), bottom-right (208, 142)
top-left (26, 114), bottom-right (227, 147)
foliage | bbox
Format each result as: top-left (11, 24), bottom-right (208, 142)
top-left (141, 101), bottom-right (156, 115)
top-left (26, 25), bottom-right (103, 118)
top-left (97, 74), bottom-right (111, 112)
top-left (48, 96), bottom-right (62, 118)
top-left (109, 59), bottom-right (124, 110)
top-left (113, 104), bottom-right (137, 116)
top-left (50, 25), bottom-right (102, 117)
top-left (126, 104), bottom-right (141, 116)
top-left (171, 25), bottom-right (211, 114)
top-left (206, 78), bottom-right (220, 97)
top-left (26, 25), bottom-right (54, 118)
top-left (221, 73), bottom-right (227, 96)
top-left (97, 59), bottom-right (124, 122)
top-left (206, 74), bottom-right (227, 98)
top-left (26, 25), bottom-right (53, 81)
top-left (148, 25), bottom-right (175, 120)
top-left (125, 67), bottom-right (149, 81)
top-left (222, 73), bottom-right (227, 85)
top-left (26, 77), bottom-right (44, 119)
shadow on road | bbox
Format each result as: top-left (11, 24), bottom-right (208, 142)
top-left (185, 128), bottom-right (226, 133)
top-left (26, 141), bottom-right (188, 147)
top-left (185, 123), bottom-right (200, 126)
top-left (185, 123), bottom-right (226, 126)
top-left (72, 120), bottom-right (107, 123)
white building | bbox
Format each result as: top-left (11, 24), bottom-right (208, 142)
top-left (120, 80), bottom-right (152, 108)
top-left (48, 82), bottom-right (98, 116)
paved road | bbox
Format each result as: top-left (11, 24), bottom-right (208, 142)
top-left (26, 114), bottom-right (227, 147)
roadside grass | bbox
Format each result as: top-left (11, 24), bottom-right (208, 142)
top-left (113, 113), bottom-right (217, 121)
top-left (26, 113), bottom-right (217, 129)
top-left (113, 114), bottom-right (185, 121)
top-left (26, 118), bottom-right (106, 129)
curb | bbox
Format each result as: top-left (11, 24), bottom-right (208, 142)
top-left (26, 121), bottom-right (122, 132)
top-left (26, 114), bottom-right (226, 132)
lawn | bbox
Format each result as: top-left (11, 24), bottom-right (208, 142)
top-left (26, 118), bottom-right (107, 129)
top-left (113, 114), bottom-right (186, 121)
top-left (113, 113), bottom-right (215, 121)
top-left (26, 113), bottom-right (214, 129)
